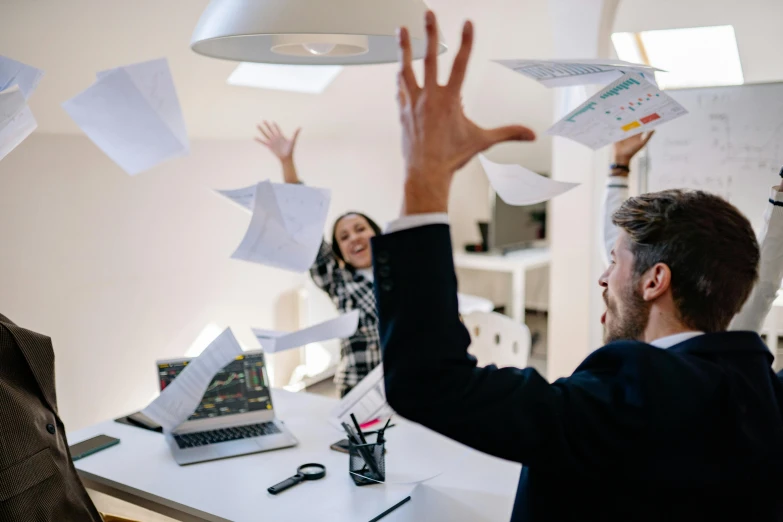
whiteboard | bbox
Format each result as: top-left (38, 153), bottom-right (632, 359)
top-left (647, 82), bottom-right (783, 232)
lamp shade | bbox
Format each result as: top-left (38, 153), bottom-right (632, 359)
top-left (191, 0), bottom-right (447, 65)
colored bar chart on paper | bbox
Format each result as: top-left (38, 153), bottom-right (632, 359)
top-left (547, 72), bottom-right (688, 150)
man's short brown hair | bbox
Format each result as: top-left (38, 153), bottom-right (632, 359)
top-left (612, 190), bottom-right (759, 333)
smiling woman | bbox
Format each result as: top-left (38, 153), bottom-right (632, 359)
top-left (255, 121), bottom-right (383, 397)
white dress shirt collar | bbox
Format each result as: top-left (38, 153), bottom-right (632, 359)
top-left (649, 331), bottom-right (704, 349)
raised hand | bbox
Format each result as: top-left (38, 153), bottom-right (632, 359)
top-left (397, 11), bottom-right (536, 215)
top-left (255, 121), bottom-right (301, 161)
top-left (613, 131), bottom-right (655, 166)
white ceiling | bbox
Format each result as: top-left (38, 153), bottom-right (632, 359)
top-left (0, 0), bottom-right (557, 143)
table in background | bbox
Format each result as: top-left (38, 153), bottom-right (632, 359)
top-left (70, 390), bottom-right (520, 522)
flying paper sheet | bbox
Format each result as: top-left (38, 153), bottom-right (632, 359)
top-left (232, 181), bottom-right (331, 272)
top-left (0, 55), bottom-right (44, 100)
top-left (253, 310), bottom-right (359, 354)
top-left (216, 184), bottom-right (256, 212)
top-left (142, 328), bottom-right (243, 432)
top-left (547, 72), bottom-right (688, 150)
top-left (0, 86), bottom-right (37, 162)
top-left (479, 155), bottom-right (578, 206)
top-left (495, 58), bottom-right (661, 88)
top-left (62, 58), bottom-right (189, 175)
top-left (331, 364), bottom-right (394, 428)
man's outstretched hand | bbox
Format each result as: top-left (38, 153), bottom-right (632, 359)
top-left (397, 11), bottom-right (536, 216)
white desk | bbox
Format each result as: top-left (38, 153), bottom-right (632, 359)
top-left (453, 248), bottom-right (551, 324)
top-left (70, 390), bottom-right (520, 522)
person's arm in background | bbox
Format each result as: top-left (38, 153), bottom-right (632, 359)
top-left (729, 177), bottom-right (783, 333)
top-left (255, 122), bottom-right (342, 296)
top-left (601, 132), bottom-right (654, 265)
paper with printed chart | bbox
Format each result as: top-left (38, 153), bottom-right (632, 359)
top-left (495, 58), bottom-right (661, 88)
top-left (0, 86), bottom-right (37, 162)
top-left (331, 364), bottom-right (394, 428)
top-left (0, 55), bottom-right (44, 100)
top-left (232, 181), bottom-right (331, 272)
top-left (216, 184), bottom-right (256, 212)
top-left (62, 58), bottom-right (189, 175)
top-left (479, 155), bottom-right (578, 206)
top-left (142, 328), bottom-right (244, 432)
top-left (253, 310), bottom-right (359, 354)
top-left (547, 72), bottom-right (688, 150)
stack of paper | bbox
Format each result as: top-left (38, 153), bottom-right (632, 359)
top-left (62, 58), bottom-right (189, 175)
top-left (478, 155), bottom-right (579, 206)
top-left (231, 181), bottom-right (331, 273)
top-left (495, 58), bottom-right (661, 88)
top-left (0, 86), bottom-right (37, 162)
top-left (0, 55), bottom-right (44, 100)
top-left (142, 328), bottom-right (244, 432)
top-left (547, 72), bottom-right (688, 150)
top-left (253, 310), bottom-right (359, 354)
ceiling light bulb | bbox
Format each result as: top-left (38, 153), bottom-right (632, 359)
top-left (303, 43), bottom-right (337, 56)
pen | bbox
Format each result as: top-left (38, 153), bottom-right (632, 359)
top-left (350, 413), bottom-right (368, 444)
top-left (368, 496), bottom-right (411, 522)
top-left (377, 417), bottom-right (393, 444)
top-left (364, 424), bottom-right (395, 436)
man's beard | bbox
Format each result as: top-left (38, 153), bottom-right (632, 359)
top-left (603, 281), bottom-right (651, 344)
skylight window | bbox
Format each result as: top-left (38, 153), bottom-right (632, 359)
top-left (227, 63), bottom-right (343, 94)
top-left (612, 25), bottom-right (744, 89)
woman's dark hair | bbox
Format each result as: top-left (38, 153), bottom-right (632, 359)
top-left (331, 212), bottom-right (382, 266)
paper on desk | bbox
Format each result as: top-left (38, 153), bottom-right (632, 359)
top-left (216, 184), bottom-right (256, 212)
top-left (142, 328), bottom-right (243, 432)
top-left (547, 72), bottom-right (688, 150)
top-left (0, 86), bottom-right (37, 162)
top-left (62, 58), bottom-right (189, 175)
top-left (331, 364), bottom-right (394, 428)
top-left (253, 310), bottom-right (359, 354)
top-left (495, 58), bottom-right (661, 88)
top-left (479, 155), bottom-right (578, 206)
top-left (232, 181), bottom-right (331, 272)
top-left (0, 55), bottom-right (44, 99)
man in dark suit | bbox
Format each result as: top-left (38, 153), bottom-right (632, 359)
top-left (0, 313), bottom-right (104, 521)
top-left (374, 11), bottom-right (783, 522)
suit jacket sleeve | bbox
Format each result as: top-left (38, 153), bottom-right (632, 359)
top-left (373, 224), bottom-right (645, 473)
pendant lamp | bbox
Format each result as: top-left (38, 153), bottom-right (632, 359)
top-left (191, 0), bottom-right (447, 65)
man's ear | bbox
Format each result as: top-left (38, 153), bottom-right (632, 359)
top-left (640, 263), bottom-right (672, 302)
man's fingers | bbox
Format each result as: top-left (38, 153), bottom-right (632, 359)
top-left (423, 11), bottom-right (439, 87)
top-left (448, 21), bottom-right (474, 93)
top-left (254, 137), bottom-right (270, 148)
top-left (398, 27), bottom-right (419, 98)
top-left (397, 73), bottom-right (409, 108)
top-left (292, 128), bottom-right (301, 144)
top-left (641, 130), bottom-right (655, 147)
top-left (484, 125), bottom-right (537, 147)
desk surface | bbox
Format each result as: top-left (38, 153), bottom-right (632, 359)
top-left (71, 390), bottom-right (520, 522)
top-left (453, 248), bottom-right (551, 272)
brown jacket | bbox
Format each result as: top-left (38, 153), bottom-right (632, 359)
top-left (0, 313), bottom-right (103, 521)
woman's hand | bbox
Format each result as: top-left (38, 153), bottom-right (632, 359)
top-left (255, 121), bottom-right (302, 184)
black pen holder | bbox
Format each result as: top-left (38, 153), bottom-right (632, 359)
top-left (349, 440), bottom-right (386, 486)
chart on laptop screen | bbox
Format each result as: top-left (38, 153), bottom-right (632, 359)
top-left (157, 354), bottom-right (272, 421)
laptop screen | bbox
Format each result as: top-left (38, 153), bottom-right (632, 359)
top-left (157, 352), bottom-right (272, 422)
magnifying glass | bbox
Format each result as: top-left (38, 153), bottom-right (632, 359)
top-left (268, 463), bottom-right (326, 495)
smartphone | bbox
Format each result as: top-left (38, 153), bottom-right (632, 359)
top-left (70, 435), bottom-right (120, 461)
top-left (329, 438), bottom-right (350, 454)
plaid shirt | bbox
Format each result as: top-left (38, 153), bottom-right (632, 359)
top-left (310, 241), bottom-right (381, 395)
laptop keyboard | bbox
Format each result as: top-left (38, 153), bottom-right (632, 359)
top-left (174, 422), bottom-right (281, 449)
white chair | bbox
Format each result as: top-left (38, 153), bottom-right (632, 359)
top-left (463, 311), bottom-right (531, 369)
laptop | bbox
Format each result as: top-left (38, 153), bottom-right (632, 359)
top-left (156, 350), bottom-right (298, 465)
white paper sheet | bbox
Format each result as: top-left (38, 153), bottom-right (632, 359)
top-left (216, 184), bottom-right (256, 212)
top-left (0, 55), bottom-right (44, 100)
top-left (495, 58), bottom-right (661, 88)
top-left (478, 155), bottom-right (578, 206)
top-left (547, 72), bottom-right (688, 150)
top-left (62, 59), bottom-right (189, 175)
top-left (331, 364), bottom-right (394, 428)
top-left (232, 181), bottom-right (331, 272)
top-left (142, 328), bottom-right (243, 432)
top-left (0, 86), bottom-right (37, 162)
top-left (253, 310), bottom-right (359, 354)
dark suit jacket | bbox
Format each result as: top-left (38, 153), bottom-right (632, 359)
top-left (0, 313), bottom-right (102, 521)
top-left (372, 224), bottom-right (783, 522)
